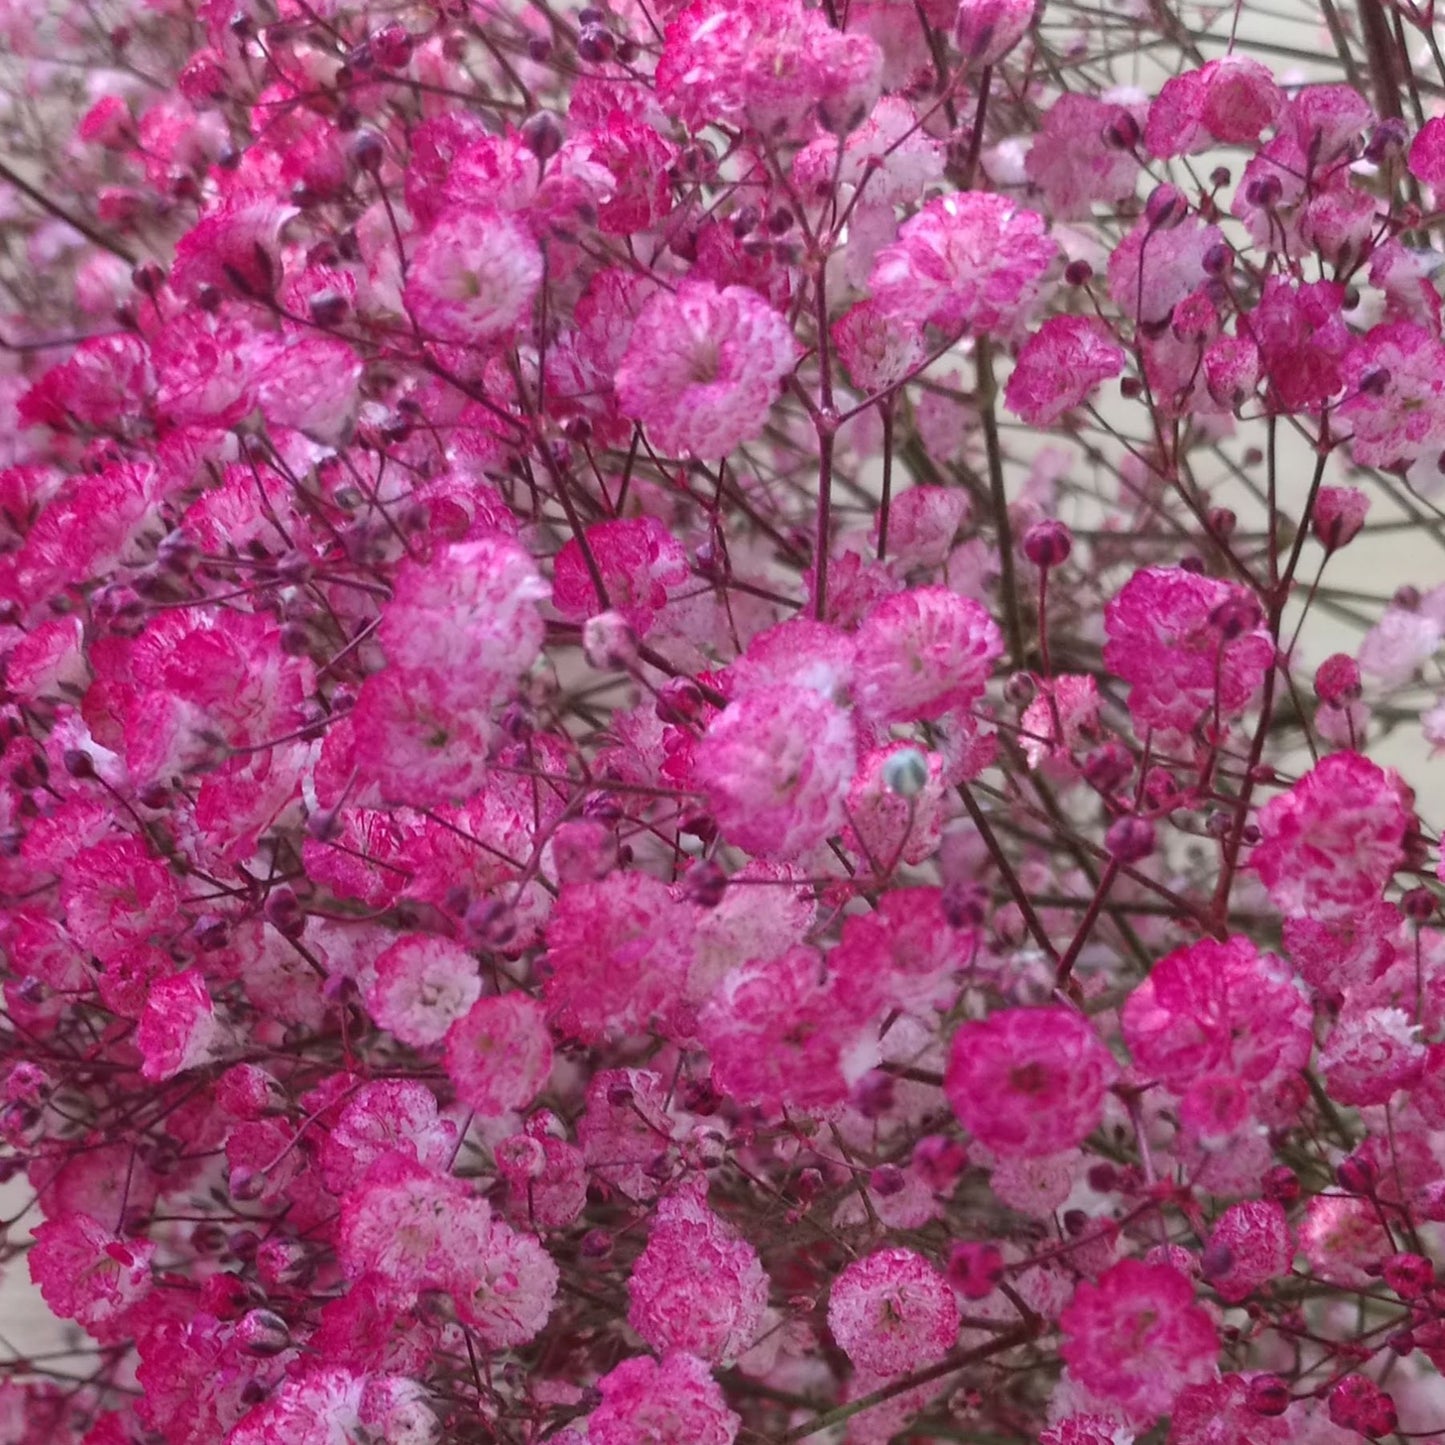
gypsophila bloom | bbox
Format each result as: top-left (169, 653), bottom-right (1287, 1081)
top-left (1319, 1006), bottom-right (1425, 1106)
top-left (945, 1008), bottom-right (1119, 1158)
top-left (853, 586), bottom-right (1004, 723)
top-left (1005, 316), bottom-right (1127, 426)
top-left (868, 193), bottom-right (1056, 336)
top-left (695, 683), bottom-right (856, 860)
top-left (656, 0), bottom-right (882, 140)
top-left (30, 1214), bottom-right (155, 1340)
top-left (1104, 567), bottom-right (1273, 744)
top-left (7, 2), bottom-right (1445, 1437)
top-left (1203, 1201), bottom-right (1292, 1303)
top-left (365, 935), bottom-right (483, 1049)
top-left (827, 1247), bottom-right (959, 1376)
top-left (627, 1180), bottom-right (769, 1365)
top-left (1040, 1417), bottom-right (1135, 1445)
top-left (1060, 1260), bottom-right (1218, 1421)
top-left (1121, 935), bottom-right (1311, 1094)
top-left (1250, 753), bottom-right (1409, 918)
top-left (699, 945), bottom-right (866, 1116)
top-left (614, 281), bottom-right (800, 458)
top-left (589, 1352), bottom-right (739, 1445)
top-left (543, 873), bottom-right (693, 1044)
top-left (443, 992), bottom-right (554, 1117)
top-left (404, 208), bottom-right (543, 343)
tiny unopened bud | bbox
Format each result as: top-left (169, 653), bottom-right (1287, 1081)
top-left (869, 1163), bottom-right (906, 1197)
top-left (1247, 1374), bottom-right (1291, 1417)
top-left (1145, 182), bottom-right (1187, 229)
top-left (263, 887), bottom-right (306, 939)
top-left (521, 110), bottom-right (565, 162)
top-left (1262, 1165), bottom-right (1299, 1206)
top-left (228, 1165), bottom-right (265, 1203)
top-left (1003, 671), bottom-right (1036, 707)
top-left (1336, 1153), bottom-right (1378, 1195)
top-left (681, 858), bottom-right (728, 909)
top-left (464, 897), bottom-right (518, 951)
top-left (1022, 518), bottom-right (1072, 569)
top-left (1104, 814), bottom-right (1155, 864)
top-left (576, 23), bottom-right (615, 62)
top-left (236, 1308), bottom-right (291, 1357)
top-left (1106, 111), bottom-right (1140, 149)
top-left (1209, 596), bottom-right (1261, 640)
top-left (348, 129), bottom-right (385, 174)
top-left (582, 610), bottom-right (637, 671)
top-left (62, 749), bottom-right (95, 779)
top-left (851, 1070), bottom-right (895, 1119)
top-left (881, 747), bottom-right (930, 797)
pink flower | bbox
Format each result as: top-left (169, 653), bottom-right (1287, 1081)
top-left (170, 194), bottom-right (298, 299)
top-left (1299, 1196), bottom-right (1392, 1288)
top-left (1121, 935), bottom-right (1311, 1091)
top-left (832, 299), bottom-right (928, 394)
top-left (1106, 215), bottom-right (1222, 324)
top-left (318, 1081), bottom-right (459, 1194)
top-left (699, 945), bottom-right (864, 1116)
top-left (589, 1352), bottom-right (739, 1445)
top-left (953, 0), bottom-right (1035, 65)
top-left (366, 934), bottom-right (482, 1048)
top-left (657, 0), bottom-right (882, 139)
top-left (443, 1212), bottom-right (559, 1346)
top-left (403, 208), bottom-right (543, 343)
top-left (579, 1068), bottom-right (679, 1201)
top-left (228, 1368), bottom-right (440, 1445)
top-left (337, 1154), bottom-right (485, 1290)
top-left (1339, 322), bottom-right (1445, 469)
top-left (543, 873), bottom-right (695, 1044)
top-left (853, 586), bottom-right (1004, 724)
top-left (1019, 674), bottom-right (1101, 770)
top-left (551, 516), bottom-right (692, 637)
top-left (831, 886), bottom-right (965, 1018)
top-left (944, 1007), bottom-right (1119, 1158)
top-left (695, 684), bottom-right (856, 861)
top-left (842, 743), bottom-right (946, 868)
top-left (30, 1213), bottom-right (155, 1339)
top-left (1319, 1006), bottom-right (1425, 1106)
top-left (1025, 93), bottom-right (1145, 220)
top-left (827, 1247), bottom-right (959, 1376)
top-left (1283, 904), bottom-right (1399, 993)
top-left (1005, 316), bottom-right (1127, 426)
top-left (1040, 1417), bottom-right (1135, 1445)
top-left (349, 666), bottom-right (494, 807)
top-left (1060, 1260), bottom-right (1218, 1420)
top-left (614, 281), bottom-right (800, 458)
top-left (379, 536), bottom-right (548, 703)
top-left (1249, 753), bottom-right (1409, 918)
top-left (1145, 56), bottom-right (1281, 156)
top-left (628, 1182), bottom-right (769, 1364)
top-left (444, 992), bottom-right (554, 1116)
top-left (868, 193), bottom-right (1056, 336)
top-left (1203, 1201), bottom-right (1292, 1304)
top-left (1408, 115), bottom-right (1445, 190)
top-left (1169, 1378), bottom-right (1292, 1445)
top-left (137, 970), bottom-right (223, 1081)
top-left (1103, 567), bottom-right (1273, 743)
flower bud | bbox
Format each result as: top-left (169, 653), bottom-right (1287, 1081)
top-left (881, 747), bottom-right (930, 797)
top-left (236, 1308), bottom-right (291, 1357)
top-left (1104, 814), bottom-right (1155, 863)
top-left (1022, 518), bottom-right (1072, 569)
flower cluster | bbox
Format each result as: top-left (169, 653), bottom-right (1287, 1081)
top-left (1, 0), bottom-right (1444, 1442)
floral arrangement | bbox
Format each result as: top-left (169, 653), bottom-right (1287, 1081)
top-left (1, 0), bottom-right (1445, 1440)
